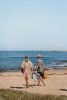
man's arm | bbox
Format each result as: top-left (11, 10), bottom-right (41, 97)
top-left (36, 61), bottom-right (39, 71)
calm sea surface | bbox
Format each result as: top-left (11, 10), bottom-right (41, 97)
top-left (0, 51), bottom-right (67, 71)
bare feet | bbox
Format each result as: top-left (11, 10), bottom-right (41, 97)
top-left (26, 84), bottom-right (30, 88)
top-left (37, 84), bottom-right (46, 86)
top-left (44, 84), bottom-right (46, 86)
top-left (37, 84), bottom-right (41, 86)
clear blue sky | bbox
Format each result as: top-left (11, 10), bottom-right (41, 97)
top-left (0, 0), bottom-right (67, 51)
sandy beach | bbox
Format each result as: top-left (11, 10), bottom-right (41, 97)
top-left (0, 69), bottom-right (67, 96)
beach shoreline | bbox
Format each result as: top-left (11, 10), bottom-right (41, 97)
top-left (0, 69), bottom-right (67, 96)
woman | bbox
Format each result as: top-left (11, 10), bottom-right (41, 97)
top-left (36, 54), bottom-right (46, 86)
top-left (21, 55), bottom-right (33, 88)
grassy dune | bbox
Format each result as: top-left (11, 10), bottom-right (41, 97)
top-left (0, 89), bottom-right (67, 100)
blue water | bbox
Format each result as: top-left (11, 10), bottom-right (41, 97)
top-left (0, 51), bottom-right (67, 71)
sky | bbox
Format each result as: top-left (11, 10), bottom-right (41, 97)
top-left (0, 0), bottom-right (67, 51)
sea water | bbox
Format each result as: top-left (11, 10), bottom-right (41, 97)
top-left (0, 51), bottom-right (67, 71)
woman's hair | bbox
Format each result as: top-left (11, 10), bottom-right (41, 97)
top-left (25, 55), bottom-right (29, 59)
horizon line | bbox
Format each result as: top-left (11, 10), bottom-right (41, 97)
top-left (0, 50), bottom-right (67, 52)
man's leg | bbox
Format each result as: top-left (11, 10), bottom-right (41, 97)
top-left (40, 76), bottom-right (46, 86)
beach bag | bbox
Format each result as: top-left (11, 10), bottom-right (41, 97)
top-left (32, 73), bottom-right (38, 82)
top-left (21, 68), bottom-right (24, 74)
top-left (43, 72), bottom-right (47, 79)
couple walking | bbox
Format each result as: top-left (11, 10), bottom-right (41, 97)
top-left (21, 54), bottom-right (46, 88)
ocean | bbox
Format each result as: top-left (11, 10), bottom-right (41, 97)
top-left (0, 51), bottom-right (67, 72)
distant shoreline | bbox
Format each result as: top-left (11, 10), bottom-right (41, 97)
top-left (0, 50), bottom-right (67, 52)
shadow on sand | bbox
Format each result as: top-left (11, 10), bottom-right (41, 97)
top-left (59, 89), bottom-right (67, 91)
top-left (10, 84), bottom-right (36, 89)
top-left (10, 86), bottom-right (27, 89)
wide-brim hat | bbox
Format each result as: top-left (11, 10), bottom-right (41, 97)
top-left (37, 54), bottom-right (42, 58)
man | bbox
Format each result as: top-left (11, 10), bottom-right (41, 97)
top-left (36, 54), bottom-right (46, 86)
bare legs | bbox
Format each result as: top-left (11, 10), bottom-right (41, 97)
top-left (38, 76), bottom-right (46, 86)
top-left (24, 73), bottom-right (46, 88)
top-left (25, 75), bottom-right (29, 88)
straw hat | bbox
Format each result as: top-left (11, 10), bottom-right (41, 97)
top-left (37, 54), bottom-right (42, 58)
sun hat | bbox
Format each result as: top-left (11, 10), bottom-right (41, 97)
top-left (37, 54), bottom-right (42, 58)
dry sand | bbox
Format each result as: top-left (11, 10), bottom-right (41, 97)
top-left (0, 69), bottom-right (67, 96)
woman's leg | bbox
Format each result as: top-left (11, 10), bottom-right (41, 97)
top-left (25, 75), bottom-right (29, 88)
